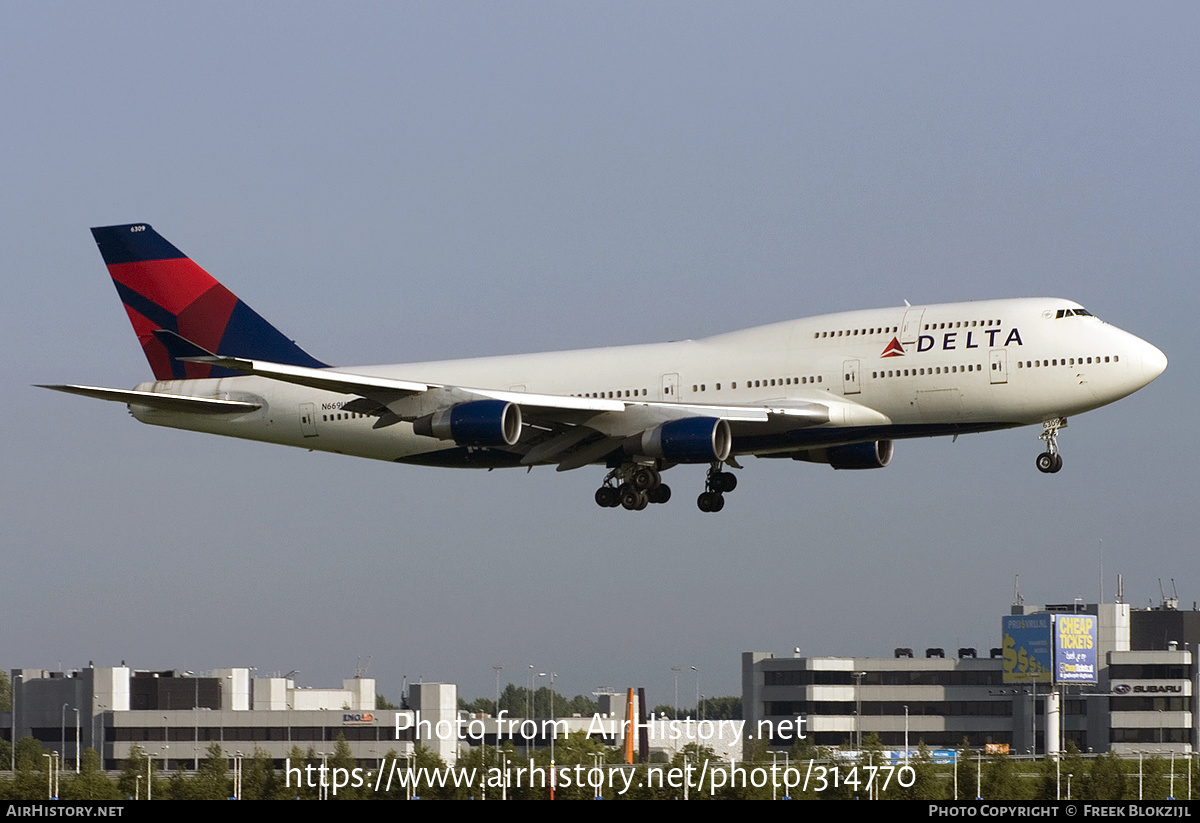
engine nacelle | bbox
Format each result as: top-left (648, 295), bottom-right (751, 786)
top-left (412, 400), bottom-right (522, 447)
top-left (636, 417), bottom-right (732, 463)
top-left (791, 440), bottom-right (894, 470)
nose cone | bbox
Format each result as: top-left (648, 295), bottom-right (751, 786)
top-left (1141, 341), bottom-right (1168, 385)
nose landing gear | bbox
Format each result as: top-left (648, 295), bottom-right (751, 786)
top-left (1036, 417), bottom-right (1066, 474)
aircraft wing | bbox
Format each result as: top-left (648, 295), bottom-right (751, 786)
top-left (39, 384), bottom-right (262, 414)
top-left (185, 355), bottom-right (867, 468)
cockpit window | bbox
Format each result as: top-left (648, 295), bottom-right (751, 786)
top-left (1056, 308), bottom-right (1094, 318)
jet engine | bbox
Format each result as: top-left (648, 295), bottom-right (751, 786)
top-left (791, 440), bottom-right (894, 470)
top-left (635, 417), bottom-right (732, 463)
top-left (412, 399), bottom-right (522, 447)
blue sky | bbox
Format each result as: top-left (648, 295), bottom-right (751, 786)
top-left (2, 2), bottom-right (1196, 705)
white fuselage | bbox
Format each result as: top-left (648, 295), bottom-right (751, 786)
top-left (127, 297), bottom-right (1166, 467)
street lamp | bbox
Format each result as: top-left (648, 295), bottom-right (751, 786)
top-left (671, 666), bottom-right (681, 718)
top-left (492, 664), bottom-right (503, 767)
top-left (540, 671), bottom-right (557, 799)
top-left (852, 671), bottom-right (866, 752)
top-left (691, 666), bottom-right (699, 719)
top-left (527, 665), bottom-right (535, 756)
top-left (60, 703), bottom-right (69, 773)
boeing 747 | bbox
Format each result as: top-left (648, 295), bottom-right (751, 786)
top-left (43, 223), bottom-right (1167, 512)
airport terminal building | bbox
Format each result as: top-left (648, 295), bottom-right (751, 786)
top-left (4, 597), bottom-right (1196, 769)
top-left (2, 667), bottom-right (457, 770)
top-left (744, 599), bottom-right (1197, 755)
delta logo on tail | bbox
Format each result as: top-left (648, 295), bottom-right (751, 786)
top-left (880, 337), bottom-right (905, 357)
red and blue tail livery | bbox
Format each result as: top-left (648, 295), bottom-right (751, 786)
top-left (45, 222), bottom-right (1166, 512)
top-left (91, 223), bottom-right (326, 380)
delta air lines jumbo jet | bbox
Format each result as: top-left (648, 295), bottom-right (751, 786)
top-left (44, 223), bottom-right (1167, 512)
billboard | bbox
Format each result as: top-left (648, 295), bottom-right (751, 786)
top-left (1001, 615), bottom-right (1052, 683)
top-left (1053, 614), bottom-right (1098, 684)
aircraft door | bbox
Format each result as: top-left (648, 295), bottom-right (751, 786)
top-left (842, 359), bottom-right (861, 395)
top-left (900, 309), bottom-right (925, 346)
top-left (989, 349), bottom-right (1008, 385)
top-left (662, 372), bottom-right (680, 401)
top-left (299, 402), bottom-right (318, 437)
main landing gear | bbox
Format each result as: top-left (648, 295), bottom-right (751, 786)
top-left (1036, 417), bottom-right (1066, 474)
top-left (593, 461), bottom-right (739, 512)
top-left (697, 462), bottom-right (737, 513)
top-left (594, 464), bottom-right (672, 511)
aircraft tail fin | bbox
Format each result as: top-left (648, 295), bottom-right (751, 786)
top-left (91, 223), bottom-right (327, 380)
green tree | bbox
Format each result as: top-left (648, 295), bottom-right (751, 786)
top-left (980, 752), bottom-right (1029, 800)
top-left (411, 744), bottom-right (454, 800)
top-left (889, 742), bottom-right (946, 801)
top-left (60, 748), bottom-right (119, 801)
top-left (1035, 742), bottom-right (1087, 800)
top-left (165, 768), bottom-right (194, 800)
top-left (281, 745), bottom-right (319, 799)
top-left (241, 747), bottom-right (280, 800)
top-left (117, 744), bottom-right (160, 800)
top-left (327, 733), bottom-right (367, 799)
top-left (700, 695), bottom-right (742, 720)
top-left (1085, 751), bottom-right (1128, 801)
top-left (4, 737), bottom-right (51, 800)
top-left (1139, 755), bottom-right (1169, 800)
top-left (0, 671), bottom-right (11, 712)
top-left (191, 742), bottom-right (230, 799)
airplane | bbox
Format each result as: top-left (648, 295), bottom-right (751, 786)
top-left (43, 223), bottom-right (1167, 513)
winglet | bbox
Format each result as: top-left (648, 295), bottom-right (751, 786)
top-left (92, 223), bottom-right (328, 380)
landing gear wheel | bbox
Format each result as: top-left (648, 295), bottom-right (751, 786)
top-left (595, 487), bottom-right (618, 507)
top-left (632, 466), bottom-right (661, 491)
top-left (697, 491), bottom-right (724, 512)
top-left (712, 471), bottom-right (737, 493)
top-left (1051, 453), bottom-right (1063, 473)
top-left (1036, 452), bottom-right (1057, 473)
top-left (647, 483), bottom-right (672, 504)
top-left (621, 486), bottom-right (648, 511)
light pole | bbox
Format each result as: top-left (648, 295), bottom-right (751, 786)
top-left (590, 752), bottom-right (603, 800)
top-left (61, 703), bottom-right (69, 773)
top-left (10, 673), bottom-right (17, 772)
top-left (43, 752), bottom-right (59, 799)
top-left (318, 751), bottom-right (331, 800)
top-left (540, 671), bottom-right (557, 799)
top-left (852, 671), bottom-right (866, 752)
top-left (691, 666), bottom-right (699, 719)
top-left (492, 664), bottom-right (503, 767)
top-left (904, 704), bottom-right (909, 766)
top-left (73, 708), bottom-right (80, 774)
top-left (527, 665), bottom-right (535, 756)
top-left (671, 666), bottom-right (681, 718)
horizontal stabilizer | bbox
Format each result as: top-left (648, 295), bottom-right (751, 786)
top-left (39, 384), bottom-right (261, 414)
